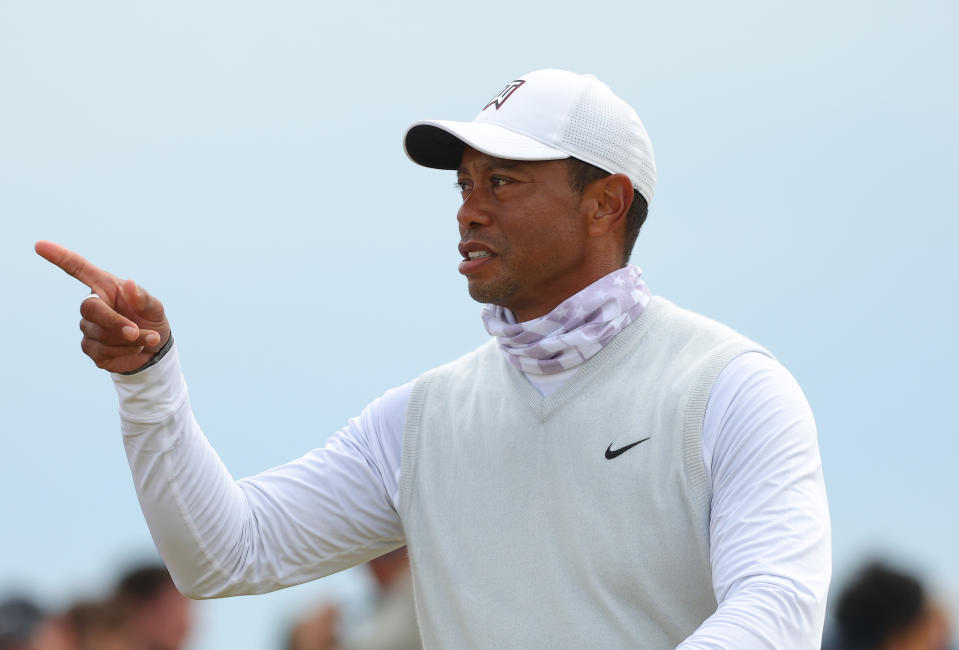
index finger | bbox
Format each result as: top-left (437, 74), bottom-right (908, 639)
top-left (35, 241), bottom-right (115, 290)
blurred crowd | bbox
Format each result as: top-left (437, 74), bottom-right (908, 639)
top-left (1, 549), bottom-right (420, 650)
top-left (0, 564), bottom-right (191, 650)
top-left (3, 553), bottom-right (953, 649)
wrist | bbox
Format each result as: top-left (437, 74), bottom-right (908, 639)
top-left (120, 333), bottom-right (175, 375)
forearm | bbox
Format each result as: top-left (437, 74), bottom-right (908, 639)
top-left (114, 344), bottom-right (267, 597)
top-left (676, 575), bottom-right (824, 649)
top-left (113, 344), bottom-right (406, 598)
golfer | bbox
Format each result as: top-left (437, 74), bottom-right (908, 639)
top-left (38, 69), bottom-right (830, 648)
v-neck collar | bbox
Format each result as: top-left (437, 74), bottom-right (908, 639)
top-left (497, 297), bottom-right (666, 422)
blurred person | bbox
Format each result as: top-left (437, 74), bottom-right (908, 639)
top-left (0, 596), bottom-right (71, 650)
top-left (63, 600), bottom-right (132, 650)
top-left (38, 68), bottom-right (831, 647)
top-left (286, 548), bottom-right (419, 650)
top-left (287, 604), bottom-right (338, 650)
top-left (0, 597), bottom-right (44, 650)
top-left (112, 565), bottom-right (192, 650)
top-left (830, 562), bottom-right (954, 650)
top-left (346, 548), bottom-right (419, 650)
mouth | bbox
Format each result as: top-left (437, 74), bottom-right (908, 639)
top-left (458, 242), bottom-right (497, 275)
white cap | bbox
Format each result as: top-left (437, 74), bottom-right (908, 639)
top-left (404, 69), bottom-right (656, 204)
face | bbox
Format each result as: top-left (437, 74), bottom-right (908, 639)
top-left (129, 586), bottom-right (193, 650)
top-left (455, 147), bottom-right (592, 321)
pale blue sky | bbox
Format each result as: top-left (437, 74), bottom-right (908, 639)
top-left (2, 1), bottom-right (956, 647)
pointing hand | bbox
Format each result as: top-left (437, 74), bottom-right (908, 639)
top-left (36, 241), bottom-right (172, 374)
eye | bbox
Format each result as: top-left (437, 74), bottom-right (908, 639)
top-left (454, 179), bottom-right (473, 203)
top-left (490, 176), bottom-right (510, 188)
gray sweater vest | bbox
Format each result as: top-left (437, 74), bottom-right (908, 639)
top-left (399, 297), bottom-right (768, 649)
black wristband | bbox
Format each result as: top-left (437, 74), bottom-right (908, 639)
top-left (120, 333), bottom-right (175, 376)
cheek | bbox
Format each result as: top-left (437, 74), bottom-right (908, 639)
top-left (497, 193), bottom-right (585, 265)
top-left (535, 208), bottom-right (586, 253)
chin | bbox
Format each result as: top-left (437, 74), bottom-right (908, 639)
top-left (467, 277), bottom-right (518, 308)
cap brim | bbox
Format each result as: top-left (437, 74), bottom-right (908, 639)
top-left (404, 120), bottom-right (570, 170)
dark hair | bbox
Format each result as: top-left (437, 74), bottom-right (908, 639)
top-left (566, 158), bottom-right (648, 265)
top-left (114, 565), bottom-right (175, 603)
top-left (0, 597), bottom-right (45, 646)
top-left (835, 562), bottom-right (926, 650)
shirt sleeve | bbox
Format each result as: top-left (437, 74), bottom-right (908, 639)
top-left (677, 352), bottom-right (832, 649)
top-left (112, 342), bottom-right (411, 599)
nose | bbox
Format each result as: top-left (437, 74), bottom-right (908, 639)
top-left (456, 185), bottom-right (493, 232)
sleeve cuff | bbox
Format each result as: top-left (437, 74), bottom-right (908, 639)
top-left (118, 333), bottom-right (175, 375)
top-left (111, 340), bottom-right (189, 424)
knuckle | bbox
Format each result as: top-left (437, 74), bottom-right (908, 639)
top-left (79, 318), bottom-right (96, 337)
top-left (79, 297), bottom-right (102, 320)
top-left (83, 302), bottom-right (118, 328)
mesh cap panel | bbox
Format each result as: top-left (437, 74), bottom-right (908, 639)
top-left (563, 83), bottom-right (656, 202)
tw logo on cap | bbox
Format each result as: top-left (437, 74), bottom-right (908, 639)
top-left (483, 80), bottom-right (525, 111)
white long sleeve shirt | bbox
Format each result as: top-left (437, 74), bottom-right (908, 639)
top-left (113, 343), bottom-right (830, 649)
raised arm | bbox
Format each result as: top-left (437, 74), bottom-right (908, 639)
top-left (37, 241), bottom-right (408, 597)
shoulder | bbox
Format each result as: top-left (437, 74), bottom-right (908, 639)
top-left (709, 352), bottom-right (814, 442)
top-left (646, 296), bottom-right (767, 354)
top-left (414, 339), bottom-right (500, 387)
top-left (630, 298), bottom-right (772, 407)
top-left (705, 351), bottom-right (818, 482)
top-left (359, 338), bottom-right (498, 433)
top-left (712, 352), bottom-right (809, 411)
top-left (359, 382), bottom-right (414, 433)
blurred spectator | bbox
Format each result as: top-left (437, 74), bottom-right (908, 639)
top-left (829, 561), bottom-right (954, 650)
top-left (346, 548), bottom-right (419, 650)
top-left (64, 600), bottom-right (131, 650)
top-left (0, 596), bottom-right (71, 650)
top-left (0, 597), bottom-right (46, 650)
top-left (287, 548), bottom-right (420, 650)
top-left (287, 604), bottom-right (339, 650)
top-left (113, 565), bottom-right (192, 650)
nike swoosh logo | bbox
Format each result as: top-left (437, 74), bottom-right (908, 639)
top-left (605, 437), bottom-right (650, 459)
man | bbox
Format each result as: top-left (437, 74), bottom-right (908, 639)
top-left (37, 69), bottom-right (831, 648)
top-left (0, 597), bottom-right (71, 650)
top-left (287, 548), bottom-right (420, 650)
top-left (112, 565), bottom-right (193, 650)
top-left (827, 562), bottom-right (953, 650)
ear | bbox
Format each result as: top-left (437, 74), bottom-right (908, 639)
top-left (584, 173), bottom-right (633, 238)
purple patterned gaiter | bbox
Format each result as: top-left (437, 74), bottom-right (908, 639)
top-left (482, 265), bottom-right (652, 375)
